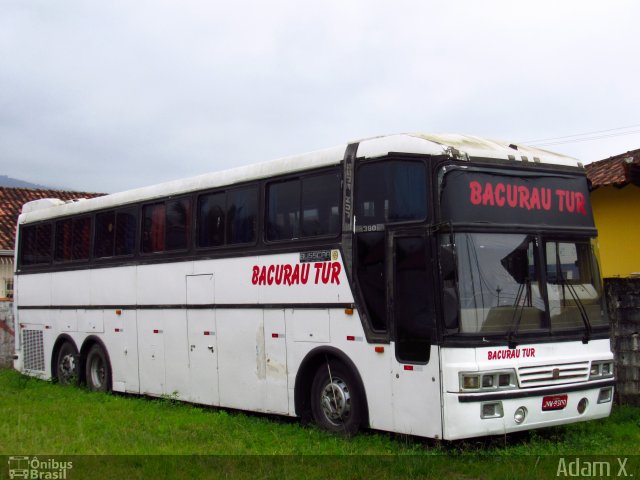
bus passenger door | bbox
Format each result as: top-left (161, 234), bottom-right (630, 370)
top-left (390, 233), bottom-right (443, 438)
top-left (186, 274), bottom-right (219, 406)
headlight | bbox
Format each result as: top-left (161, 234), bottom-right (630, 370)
top-left (460, 370), bottom-right (517, 392)
top-left (462, 374), bottom-right (480, 390)
top-left (590, 360), bottom-right (614, 379)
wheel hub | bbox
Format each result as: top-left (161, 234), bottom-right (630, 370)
top-left (320, 377), bottom-right (351, 424)
top-left (58, 354), bottom-right (76, 383)
top-left (89, 357), bottom-right (105, 388)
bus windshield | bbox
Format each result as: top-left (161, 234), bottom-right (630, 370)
top-left (444, 233), bottom-right (608, 337)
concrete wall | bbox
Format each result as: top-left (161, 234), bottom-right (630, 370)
top-left (0, 301), bottom-right (14, 368)
top-left (0, 259), bottom-right (13, 299)
top-left (606, 278), bottom-right (640, 406)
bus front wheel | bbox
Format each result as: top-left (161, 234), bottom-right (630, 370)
top-left (85, 344), bottom-right (112, 392)
top-left (310, 360), bottom-right (363, 436)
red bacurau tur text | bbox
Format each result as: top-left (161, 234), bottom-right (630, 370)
top-left (469, 181), bottom-right (587, 215)
top-left (251, 262), bottom-right (341, 286)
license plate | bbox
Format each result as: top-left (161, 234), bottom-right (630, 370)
top-left (542, 394), bottom-right (568, 411)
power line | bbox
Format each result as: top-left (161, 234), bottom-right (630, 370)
top-left (521, 124), bottom-right (640, 145)
top-left (533, 129), bottom-right (640, 147)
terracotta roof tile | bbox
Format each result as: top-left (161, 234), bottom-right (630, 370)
top-left (585, 148), bottom-right (640, 188)
top-left (0, 187), bottom-right (104, 252)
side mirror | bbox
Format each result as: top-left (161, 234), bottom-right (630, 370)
top-left (443, 288), bottom-right (459, 330)
top-left (439, 243), bottom-right (460, 331)
top-left (439, 244), bottom-right (456, 281)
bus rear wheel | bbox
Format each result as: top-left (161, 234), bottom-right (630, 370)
top-left (310, 360), bottom-right (363, 436)
top-left (55, 341), bottom-right (78, 386)
top-left (85, 344), bottom-right (112, 392)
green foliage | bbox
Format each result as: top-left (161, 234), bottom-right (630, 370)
top-left (1, 368), bottom-right (638, 479)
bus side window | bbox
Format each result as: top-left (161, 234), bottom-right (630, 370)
top-left (266, 179), bottom-right (300, 241)
top-left (227, 187), bottom-right (257, 244)
top-left (355, 160), bottom-right (427, 225)
top-left (115, 209), bottom-right (137, 256)
top-left (301, 173), bottom-right (340, 237)
top-left (96, 209), bottom-right (137, 258)
top-left (54, 219), bottom-right (73, 261)
top-left (95, 211), bottom-right (116, 257)
top-left (266, 171), bottom-right (340, 242)
top-left (198, 192), bottom-right (225, 248)
top-left (55, 217), bottom-right (91, 262)
top-left (72, 217), bottom-right (91, 260)
top-left (142, 198), bottom-right (190, 253)
top-left (142, 203), bottom-right (166, 253)
top-left (166, 198), bottom-right (191, 251)
top-left (20, 223), bottom-right (52, 266)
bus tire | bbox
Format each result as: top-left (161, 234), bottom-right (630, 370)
top-left (310, 360), bottom-right (363, 436)
top-left (55, 341), bottom-right (79, 386)
top-left (85, 344), bottom-right (112, 393)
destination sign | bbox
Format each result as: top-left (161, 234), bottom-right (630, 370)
top-left (440, 168), bottom-right (595, 228)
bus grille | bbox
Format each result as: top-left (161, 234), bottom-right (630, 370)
top-left (23, 330), bottom-right (45, 372)
top-left (518, 361), bottom-right (590, 388)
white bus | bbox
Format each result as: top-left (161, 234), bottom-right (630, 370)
top-left (13, 133), bottom-right (614, 440)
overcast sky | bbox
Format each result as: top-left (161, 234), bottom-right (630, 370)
top-left (1, 1), bottom-right (639, 193)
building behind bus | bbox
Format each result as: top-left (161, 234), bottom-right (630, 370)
top-left (585, 149), bottom-right (640, 406)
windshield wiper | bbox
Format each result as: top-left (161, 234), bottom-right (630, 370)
top-left (561, 278), bottom-right (592, 344)
top-left (506, 278), bottom-right (531, 349)
top-left (555, 248), bottom-right (592, 344)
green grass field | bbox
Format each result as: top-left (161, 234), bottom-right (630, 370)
top-left (1, 368), bottom-right (638, 479)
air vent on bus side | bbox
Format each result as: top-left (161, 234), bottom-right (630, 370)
top-left (23, 330), bottom-right (45, 372)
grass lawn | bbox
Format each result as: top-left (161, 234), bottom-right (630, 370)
top-left (1, 368), bottom-right (638, 479)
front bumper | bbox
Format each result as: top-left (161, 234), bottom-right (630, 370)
top-left (442, 379), bottom-right (615, 440)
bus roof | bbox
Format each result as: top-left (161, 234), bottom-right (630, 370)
top-left (359, 133), bottom-right (580, 166)
top-left (18, 133), bottom-right (581, 223)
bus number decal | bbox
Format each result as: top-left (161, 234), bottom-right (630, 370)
top-left (251, 262), bottom-right (341, 286)
top-left (355, 224), bottom-right (385, 233)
